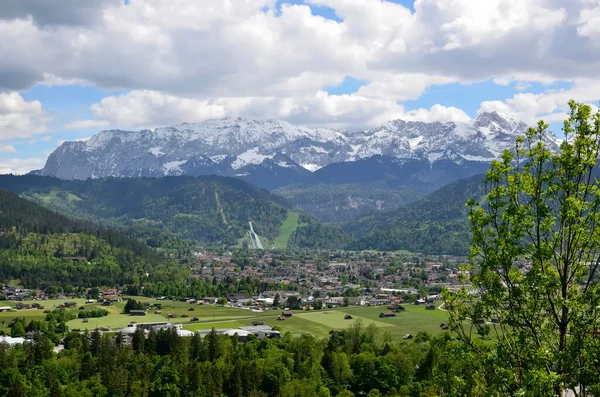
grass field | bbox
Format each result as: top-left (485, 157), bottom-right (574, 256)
top-left (273, 211), bottom-right (300, 249)
top-left (1, 297), bottom-right (449, 341)
top-left (30, 189), bottom-right (82, 204)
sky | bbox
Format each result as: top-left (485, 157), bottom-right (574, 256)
top-left (0, 0), bottom-right (599, 174)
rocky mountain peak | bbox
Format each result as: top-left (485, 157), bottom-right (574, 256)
top-left (36, 114), bottom-right (560, 184)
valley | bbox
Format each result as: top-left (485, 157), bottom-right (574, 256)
top-left (0, 0), bottom-right (595, 394)
top-left (0, 298), bottom-right (449, 342)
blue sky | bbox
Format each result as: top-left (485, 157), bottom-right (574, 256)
top-left (0, 0), bottom-right (596, 173)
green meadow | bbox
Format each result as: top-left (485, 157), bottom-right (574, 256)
top-left (1, 297), bottom-right (449, 341)
top-left (273, 211), bottom-right (300, 249)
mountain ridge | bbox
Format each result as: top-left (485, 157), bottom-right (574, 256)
top-left (36, 112), bottom-right (562, 183)
top-left (0, 174), bottom-right (348, 249)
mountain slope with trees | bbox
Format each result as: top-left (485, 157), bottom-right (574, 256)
top-left (345, 174), bottom-right (486, 254)
top-left (275, 182), bottom-right (425, 222)
top-left (0, 189), bottom-right (186, 288)
top-left (0, 175), bottom-right (346, 249)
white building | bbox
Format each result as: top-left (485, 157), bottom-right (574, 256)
top-left (0, 336), bottom-right (26, 345)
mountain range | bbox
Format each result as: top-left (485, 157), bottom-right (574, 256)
top-left (34, 112), bottom-right (559, 221)
top-left (37, 112), bottom-right (560, 185)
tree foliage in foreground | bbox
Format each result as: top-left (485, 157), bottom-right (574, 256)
top-left (446, 101), bottom-right (600, 396)
top-left (0, 322), bottom-right (481, 397)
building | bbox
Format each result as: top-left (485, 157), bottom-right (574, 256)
top-left (369, 298), bottom-right (390, 306)
top-left (129, 310), bottom-right (146, 316)
top-left (227, 293), bottom-right (253, 304)
top-left (379, 312), bottom-right (396, 318)
top-left (0, 306), bottom-right (11, 312)
top-left (348, 296), bottom-right (367, 306)
top-left (238, 325), bottom-right (281, 339)
top-left (117, 322), bottom-right (194, 337)
top-left (426, 304), bottom-right (435, 310)
top-left (64, 302), bottom-right (78, 308)
top-left (0, 336), bottom-right (26, 345)
top-left (281, 311), bottom-right (293, 317)
top-left (201, 297), bottom-right (218, 304)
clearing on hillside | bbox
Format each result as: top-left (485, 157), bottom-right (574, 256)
top-left (273, 211), bottom-right (300, 249)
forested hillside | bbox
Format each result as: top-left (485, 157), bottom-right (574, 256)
top-left (0, 190), bottom-right (186, 288)
top-left (0, 175), bottom-right (292, 246)
top-left (345, 174), bottom-right (486, 255)
top-left (0, 175), bottom-right (350, 250)
top-left (288, 214), bottom-right (353, 249)
top-left (275, 182), bottom-right (424, 222)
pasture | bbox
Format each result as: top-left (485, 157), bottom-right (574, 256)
top-left (1, 297), bottom-right (450, 340)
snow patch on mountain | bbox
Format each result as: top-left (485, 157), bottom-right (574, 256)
top-left (300, 163), bottom-right (321, 172)
top-left (231, 148), bottom-right (274, 170)
top-left (163, 160), bottom-right (186, 174)
top-left (38, 112), bottom-right (561, 182)
top-left (150, 147), bottom-right (164, 156)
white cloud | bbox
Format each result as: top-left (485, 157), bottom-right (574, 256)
top-left (57, 136), bottom-right (91, 146)
top-left (0, 144), bottom-right (16, 153)
top-left (64, 119), bottom-right (109, 129)
top-left (478, 79), bottom-right (600, 125)
top-left (577, 5), bottom-right (600, 38)
top-left (0, 0), bottom-right (598, 130)
top-left (355, 73), bottom-right (456, 101)
top-left (0, 0), bottom-right (595, 93)
top-left (89, 89), bottom-right (468, 130)
top-left (0, 92), bottom-right (50, 140)
top-left (0, 157), bottom-right (46, 175)
top-left (91, 89), bottom-right (405, 129)
top-left (404, 104), bottom-right (472, 123)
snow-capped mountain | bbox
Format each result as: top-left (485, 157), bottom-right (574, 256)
top-left (37, 112), bottom-right (561, 189)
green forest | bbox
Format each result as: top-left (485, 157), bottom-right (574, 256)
top-left (0, 321), bottom-right (480, 397)
top-left (275, 182), bottom-right (425, 223)
top-left (0, 175), bottom-right (352, 250)
top-left (0, 190), bottom-right (187, 288)
top-left (0, 175), bottom-right (291, 246)
top-left (344, 175), bottom-right (486, 255)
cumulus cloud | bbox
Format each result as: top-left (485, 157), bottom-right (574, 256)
top-left (577, 5), bottom-right (600, 38)
top-left (0, 0), bottom-right (596, 93)
top-left (90, 89), bottom-right (470, 130)
top-left (0, 0), bottom-right (120, 27)
top-left (0, 157), bottom-right (46, 175)
top-left (478, 79), bottom-right (600, 124)
top-left (0, 144), bottom-right (16, 153)
top-left (0, 92), bottom-right (50, 140)
top-left (57, 136), bottom-right (91, 146)
top-left (404, 104), bottom-right (472, 123)
top-left (64, 119), bottom-right (109, 129)
top-left (0, 0), bottom-right (598, 132)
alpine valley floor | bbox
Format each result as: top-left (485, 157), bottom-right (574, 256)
top-left (1, 297), bottom-right (452, 342)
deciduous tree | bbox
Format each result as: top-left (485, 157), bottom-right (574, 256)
top-left (446, 101), bottom-right (600, 395)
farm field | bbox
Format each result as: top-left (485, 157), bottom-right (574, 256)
top-left (1, 297), bottom-right (449, 340)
